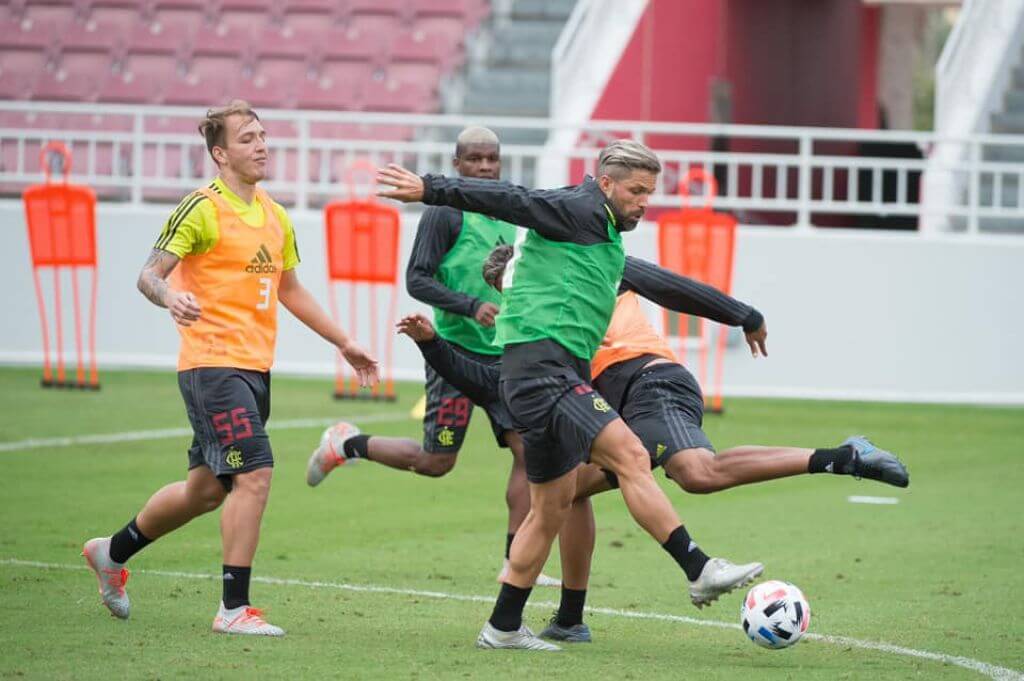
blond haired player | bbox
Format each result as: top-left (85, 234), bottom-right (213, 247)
top-left (82, 100), bottom-right (378, 636)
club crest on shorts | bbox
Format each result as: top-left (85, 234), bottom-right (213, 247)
top-left (592, 396), bottom-right (611, 413)
top-left (225, 447), bottom-right (244, 469)
top-left (437, 427), bottom-right (455, 447)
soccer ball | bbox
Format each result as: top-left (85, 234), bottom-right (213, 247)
top-left (740, 580), bottom-right (811, 649)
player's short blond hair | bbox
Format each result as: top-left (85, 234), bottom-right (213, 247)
top-left (597, 139), bottom-right (661, 179)
top-left (198, 100), bottom-right (259, 163)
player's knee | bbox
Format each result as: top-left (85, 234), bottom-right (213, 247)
top-left (418, 453), bottom-right (457, 477)
top-left (667, 449), bottom-right (719, 494)
top-left (613, 440), bottom-right (654, 480)
top-left (232, 466), bottom-right (273, 500)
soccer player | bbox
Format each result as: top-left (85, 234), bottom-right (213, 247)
top-left (396, 243), bottom-right (909, 642)
top-left (306, 127), bottom-right (559, 586)
top-left (378, 140), bottom-right (762, 651)
top-left (81, 100), bottom-right (379, 636)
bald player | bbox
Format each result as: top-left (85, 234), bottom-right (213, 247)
top-left (82, 100), bottom-right (379, 636)
top-left (306, 127), bottom-right (559, 586)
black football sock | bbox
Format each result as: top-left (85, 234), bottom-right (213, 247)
top-left (108, 517), bottom-right (152, 564)
top-left (343, 434), bottom-right (371, 459)
top-left (222, 565), bottom-right (252, 610)
top-left (808, 445), bottom-right (854, 474)
top-left (555, 587), bottom-right (587, 627)
top-left (488, 583), bottom-right (532, 632)
top-left (505, 533), bottom-right (515, 560)
top-left (662, 525), bottom-right (710, 582)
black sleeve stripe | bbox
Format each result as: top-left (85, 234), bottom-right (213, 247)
top-left (156, 193), bottom-right (208, 251)
top-left (155, 191), bottom-right (200, 248)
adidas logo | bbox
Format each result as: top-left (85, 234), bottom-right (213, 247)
top-left (223, 573), bottom-right (235, 581)
top-left (825, 462), bottom-right (834, 473)
top-left (245, 244), bottom-right (277, 273)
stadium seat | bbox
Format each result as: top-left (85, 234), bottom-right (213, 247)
top-left (32, 69), bottom-right (102, 102)
top-left (320, 25), bottom-right (383, 62)
top-left (0, 17), bottom-right (60, 50)
top-left (363, 77), bottom-right (435, 113)
top-left (98, 73), bottom-right (160, 103)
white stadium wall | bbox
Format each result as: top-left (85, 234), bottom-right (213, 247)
top-left (2, 201), bottom-right (1022, 404)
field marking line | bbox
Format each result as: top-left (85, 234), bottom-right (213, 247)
top-left (847, 495), bottom-right (900, 505)
top-left (0, 411), bottom-right (410, 454)
top-left (1, 558), bottom-right (1020, 681)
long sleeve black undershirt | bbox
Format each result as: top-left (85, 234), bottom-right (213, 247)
top-left (417, 338), bottom-right (501, 406)
top-left (421, 174), bottom-right (615, 245)
top-left (404, 206), bottom-right (483, 317)
top-left (621, 256), bottom-right (763, 331)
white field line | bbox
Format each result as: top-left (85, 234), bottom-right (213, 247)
top-left (0, 412), bottom-right (410, 453)
top-left (847, 495), bottom-right (900, 505)
top-left (1, 558), bottom-right (1021, 681)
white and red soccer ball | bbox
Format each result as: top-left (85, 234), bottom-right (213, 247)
top-left (740, 580), bottom-right (811, 649)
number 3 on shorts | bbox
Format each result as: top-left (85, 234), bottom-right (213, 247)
top-left (257, 277), bottom-right (271, 310)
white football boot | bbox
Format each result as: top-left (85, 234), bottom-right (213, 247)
top-left (689, 557), bottom-right (764, 609)
top-left (306, 421), bottom-right (361, 487)
top-left (476, 622), bottom-right (561, 651)
top-left (82, 537), bottom-right (130, 619)
top-left (212, 603), bottom-right (285, 637)
top-left (498, 560), bottom-right (561, 588)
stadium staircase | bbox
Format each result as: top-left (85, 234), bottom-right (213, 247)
top-left (985, 46), bottom-right (1024, 231)
top-left (445, 0), bottom-right (577, 145)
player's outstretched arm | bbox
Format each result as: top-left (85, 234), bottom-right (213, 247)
top-left (378, 163), bottom-right (581, 241)
top-left (278, 270), bottom-right (380, 387)
top-left (621, 256), bottom-right (768, 357)
top-left (396, 314), bottom-right (501, 405)
top-left (137, 248), bottom-right (202, 326)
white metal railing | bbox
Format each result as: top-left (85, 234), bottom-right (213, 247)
top-left (926, 0), bottom-right (1024, 232)
top-left (2, 100), bottom-right (1024, 232)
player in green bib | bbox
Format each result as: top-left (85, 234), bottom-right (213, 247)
top-left (307, 127), bottom-right (560, 586)
top-left (379, 140), bottom-right (764, 651)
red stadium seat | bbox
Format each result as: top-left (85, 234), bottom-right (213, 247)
top-left (98, 73), bottom-right (160, 103)
top-left (363, 77), bottom-right (434, 113)
top-left (0, 17), bottom-right (61, 50)
top-left (321, 26), bottom-right (383, 62)
top-left (32, 70), bottom-right (102, 102)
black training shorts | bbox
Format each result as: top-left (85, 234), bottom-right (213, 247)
top-left (620, 363), bottom-right (714, 468)
top-left (500, 372), bottom-right (620, 483)
top-left (422, 348), bottom-right (514, 454)
top-left (178, 367), bottom-right (274, 489)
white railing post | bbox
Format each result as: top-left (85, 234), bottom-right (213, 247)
top-left (796, 134), bottom-right (812, 229)
top-left (131, 110), bottom-right (143, 204)
top-left (296, 116), bottom-right (309, 212)
top-left (968, 139), bottom-right (981, 234)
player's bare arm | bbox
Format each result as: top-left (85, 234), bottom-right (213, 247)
top-left (277, 269), bottom-right (381, 387)
top-left (137, 248), bottom-right (201, 326)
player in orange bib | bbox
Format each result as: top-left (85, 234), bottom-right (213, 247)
top-left (82, 100), bottom-right (379, 636)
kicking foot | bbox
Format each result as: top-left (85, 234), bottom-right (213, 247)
top-left (539, 615), bottom-right (592, 643)
top-left (689, 557), bottom-right (764, 609)
top-left (476, 621), bottom-right (561, 651)
top-left (82, 537), bottom-right (130, 619)
top-left (306, 421), bottom-right (361, 487)
top-left (212, 603), bottom-right (285, 636)
top-left (841, 436), bottom-right (909, 488)
top-left (498, 560), bottom-right (561, 588)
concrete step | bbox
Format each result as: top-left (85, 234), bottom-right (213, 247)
top-left (466, 68), bottom-right (550, 92)
top-left (1004, 89), bottom-right (1024, 112)
top-left (495, 20), bottom-right (566, 46)
top-left (463, 89), bottom-right (549, 116)
top-left (509, 0), bottom-right (577, 21)
top-left (990, 111), bottom-right (1024, 134)
top-left (486, 40), bottom-right (553, 67)
top-left (982, 144), bottom-right (1024, 163)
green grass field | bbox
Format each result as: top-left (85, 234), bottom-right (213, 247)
top-left (1, 366), bottom-right (1022, 680)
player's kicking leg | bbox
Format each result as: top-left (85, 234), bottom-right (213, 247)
top-left (589, 418), bottom-right (763, 609)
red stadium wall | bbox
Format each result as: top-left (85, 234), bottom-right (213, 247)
top-left (590, 0), bottom-right (879, 128)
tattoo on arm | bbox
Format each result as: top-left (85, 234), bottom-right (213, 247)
top-left (137, 249), bottom-right (180, 308)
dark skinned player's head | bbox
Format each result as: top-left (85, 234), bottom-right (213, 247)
top-left (453, 126), bottom-right (500, 180)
